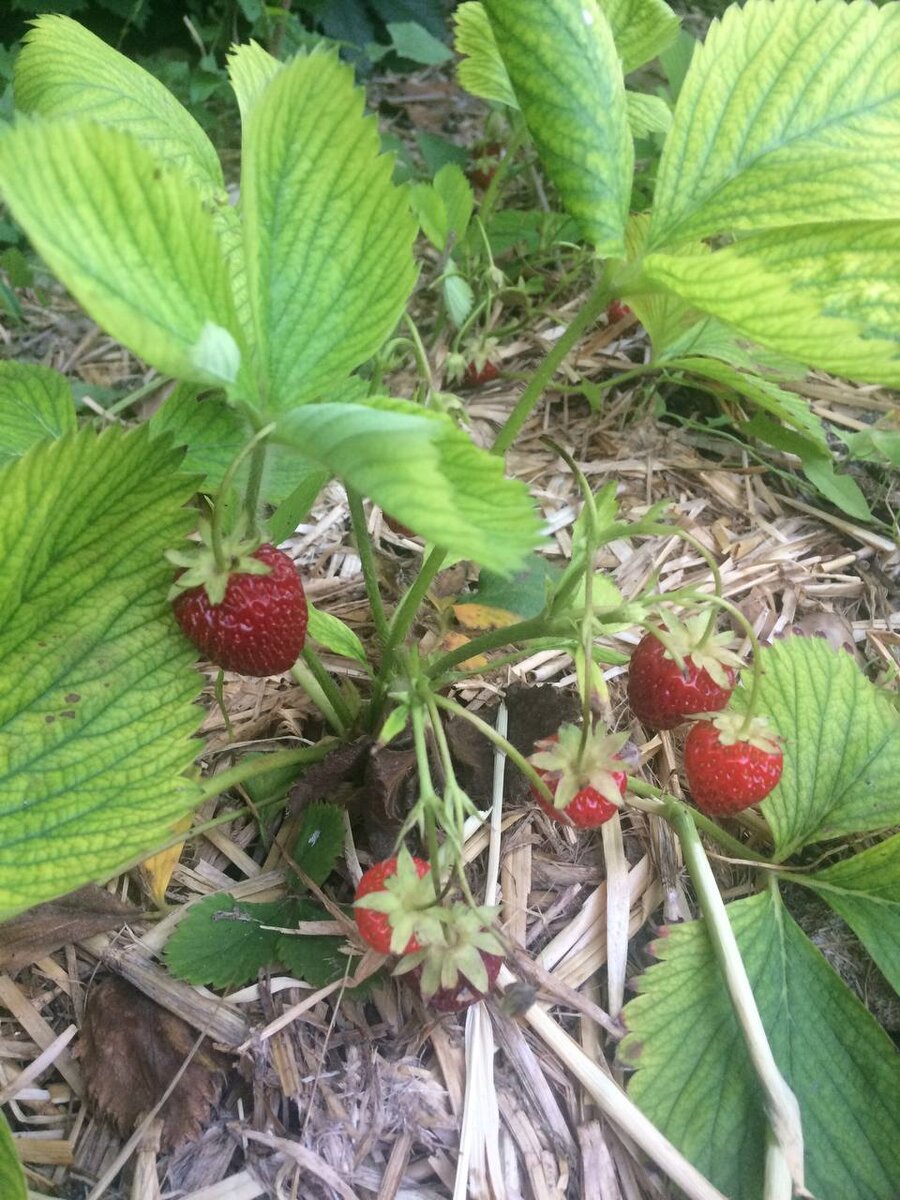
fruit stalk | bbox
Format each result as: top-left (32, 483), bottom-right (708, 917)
top-left (669, 807), bottom-right (804, 1198)
top-left (347, 488), bottom-right (389, 645)
top-left (292, 649), bottom-right (352, 737)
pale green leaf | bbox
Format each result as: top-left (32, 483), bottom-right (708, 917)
top-left (733, 638), bottom-right (900, 859)
top-left (644, 222), bottom-right (900, 386)
top-left (388, 21), bottom-right (453, 65)
top-left (619, 889), bottom-right (900, 1200)
top-left (409, 181), bottom-right (448, 250)
top-left (843, 428), bottom-right (900, 469)
top-left (649, 0), bottom-right (900, 249)
top-left (625, 91), bottom-right (671, 138)
top-left (240, 51), bottom-right (417, 413)
top-left (274, 396), bottom-right (542, 573)
top-left (15, 14), bottom-right (222, 194)
top-left (599, 0), bottom-right (680, 74)
top-left (0, 427), bottom-right (202, 918)
top-left (226, 39), bottom-right (283, 123)
top-left (443, 270), bottom-right (474, 327)
top-left (149, 382), bottom-right (318, 505)
top-left (482, 0), bottom-right (631, 254)
top-left (307, 604), bottom-right (370, 668)
top-left (0, 121), bottom-right (247, 392)
top-left (433, 164), bottom-right (473, 248)
top-left (790, 833), bottom-right (900, 994)
top-left (0, 361), bottom-right (75, 465)
top-left (454, 2), bottom-right (519, 108)
top-left (0, 1109), bottom-right (26, 1200)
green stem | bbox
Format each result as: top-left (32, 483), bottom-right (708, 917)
top-left (193, 743), bottom-right (334, 805)
top-left (596, 362), bottom-right (658, 394)
top-left (411, 703), bottom-right (444, 903)
top-left (402, 313), bottom-right (435, 391)
top-left (292, 649), bottom-right (351, 737)
top-left (209, 423), bottom-right (275, 570)
top-left (477, 117), bottom-right (528, 231)
top-left (492, 274), bottom-right (613, 455)
top-left (628, 778), bottom-right (771, 864)
top-left (347, 488), bottom-right (389, 647)
top-left (430, 692), bottom-right (554, 804)
top-left (669, 809), bottom-right (804, 1197)
top-left (427, 614), bottom-right (570, 682)
top-left (243, 438), bottom-right (268, 530)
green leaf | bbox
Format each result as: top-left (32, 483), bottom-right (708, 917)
top-left (292, 803), bottom-right (344, 886)
top-left (442, 270), bottom-right (474, 328)
top-left (226, 39), bottom-right (283, 123)
top-left (267, 467), bottom-right (330, 545)
top-left (0, 427), bottom-right (202, 918)
top-left (433, 164), bottom-right (473, 248)
top-left (625, 92), bottom-right (671, 139)
top-left (15, 14), bottom-right (222, 194)
top-left (599, 0), bottom-right (680, 74)
top-left (648, 0), bottom-right (900, 249)
top-left (790, 833), bottom-right (900, 994)
top-left (454, 1), bottom-right (519, 108)
top-left (149, 382), bottom-right (317, 505)
top-left (734, 638), bottom-right (900, 859)
top-left (0, 1109), bottom-right (25, 1200)
top-left (0, 361), bottom-right (75, 465)
top-left (409, 181), bottom-right (449, 251)
top-left (274, 396), bottom-right (543, 573)
top-left (0, 121), bottom-right (246, 392)
top-left (644, 222), bottom-right (900, 387)
top-left (275, 897), bottom-right (350, 987)
top-left (842, 428), bottom-right (900, 469)
top-left (482, 0), bottom-right (631, 254)
top-left (388, 21), bottom-right (453, 64)
top-left (472, 555), bottom-right (559, 619)
top-left (240, 51), bottom-right (417, 413)
top-left (307, 605), bottom-right (370, 669)
top-left (619, 889), bottom-right (900, 1200)
top-left (164, 894), bottom-right (299, 988)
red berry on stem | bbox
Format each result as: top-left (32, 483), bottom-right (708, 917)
top-left (529, 725), bottom-right (630, 829)
top-left (628, 615), bottom-right (742, 730)
top-left (684, 714), bottom-right (783, 816)
top-left (413, 950), bottom-right (503, 1013)
top-left (607, 300), bottom-right (632, 323)
top-left (462, 359), bottom-right (500, 387)
top-left (173, 543), bottom-right (307, 677)
top-left (354, 854), bottom-right (432, 955)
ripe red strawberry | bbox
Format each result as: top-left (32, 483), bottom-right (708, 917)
top-left (529, 724), bottom-right (630, 829)
top-left (462, 359), bottom-right (499, 387)
top-left (628, 615), bottom-right (742, 730)
top-left (172, 542), bottom-right (307, 677)
top-left (683, 713), bottom-right (783, 815)
top-left (606, 300), bottom-right (633, 323)
top-left (354, 852), bottom-right (433, 955)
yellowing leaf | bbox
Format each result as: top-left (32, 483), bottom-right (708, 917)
top-left (452, 602), bottom-right (520, 631)
top-left (136, 815), bottom-right (193, 908)
top-left (435, 632), bottom-right (489, 671)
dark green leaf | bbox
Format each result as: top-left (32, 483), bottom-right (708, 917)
top-left (292, 803), bottom-right (345, 886)
top-left (164, 895), bottom-right (301, 988)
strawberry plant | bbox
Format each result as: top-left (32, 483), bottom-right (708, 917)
top-left (0, 2), bottom-right (898, 1198)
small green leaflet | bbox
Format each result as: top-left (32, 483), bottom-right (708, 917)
top-left (0, 361), bottom-right (75, 465)
top-left (409, 164), bottom-right (473, 255)
top-left (164, 894), bottom-right (348, 989)
top-left (292, 803), bottom-right (345, 886)
top-left (619, 889), bottom-right (900, 1200)
top-left (15, 14), bottom-right (223, 196)
top-left (625, 92), bottom-right (672, 138)
top-left (0, 121), bottom-right (247, 393)
top-left (733, 638), bottom-right (900, 859)
top-left (240, 51), bottom-right (417, 414)
top-left (0, 1109), bottom-right (25, 1200)
top-left (598, 0), bottom-right (680, 74)
top-left (482, 0), bottom-right (631, 254)
top-left (274, 396), bottom-right (542, 573)
top-left (0, 427), bottom-right (202, 918)
top-left (649, 0), bottom-right (900, 249)
top-left (454, 2), bottom-right (518, 108)
top-left (842, 429), bottom-right (900, 469)
top-left (786, 832), bottom-right (900, 994)
top-left (307, 606), bottom-right (370, 670)
top-left (387, 22), bottom-right (453, 65)
top-left (472, 555), bottom-right (559, 619)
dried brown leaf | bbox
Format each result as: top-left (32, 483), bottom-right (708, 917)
top-left (79, 977), bottom-right (226, 1149)
top-left (0, 885), bottom-right (142, 971)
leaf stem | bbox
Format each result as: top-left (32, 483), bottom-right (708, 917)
top-left (669, 807), bottom-right (805, 1197)
top-left (411, 703), bottom-right (444, 903)
top-left (347, 488), bottom-right (389, 647)
top-left (292, 648), bottom-right (351, 737)
top-left (192, 743), bottom-right (335, 805)
top-left (491, 273), bottom-right (613, 455)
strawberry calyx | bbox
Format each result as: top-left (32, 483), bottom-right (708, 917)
top-left (353, 848), bottom-right (443, 956)
top-left (530, 723), bottom-right (631, 811)
top-left (707, 710), bottom-right (782, 754)
top-left (166, 518), bottom-right (270, 607)
top-left (649, 612), bottom-right (743, 690)
top-left (393, 902), bottom-right (504, 1000)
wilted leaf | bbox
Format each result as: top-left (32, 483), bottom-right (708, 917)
top-left (0, 886), bottom-right (141, 972)
top-left (80, 977), bottom-right (226, 1149)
